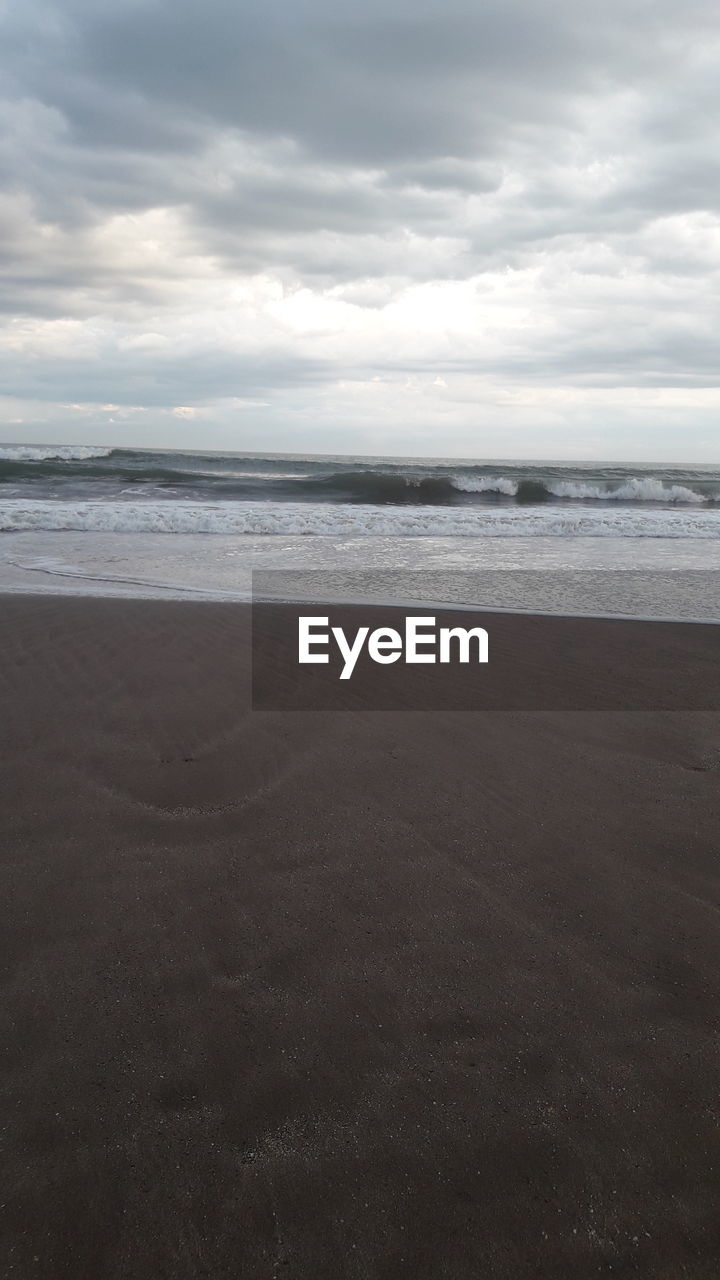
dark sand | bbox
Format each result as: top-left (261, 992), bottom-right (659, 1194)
top-left (1, 595), bottom-right (719, 1279)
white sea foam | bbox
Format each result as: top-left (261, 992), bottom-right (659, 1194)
top-left (452, 475), bottom-right (520, 496)
top-left (451, 474), bottom-right (710, 502)
top-left (2, 497), bottom-right (720, 538)
top-left (547, 477), bottom-right (707, 503)
top-left (190, 468), bottom-right (311, 479)
top-left (0, 444), bottom-right (113, 462)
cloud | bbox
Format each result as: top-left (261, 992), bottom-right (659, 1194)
top-left (1, 0), bottom-right (720, 455)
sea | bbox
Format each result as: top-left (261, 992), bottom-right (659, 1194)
top-left (1, 444), bottom-right (719, 618)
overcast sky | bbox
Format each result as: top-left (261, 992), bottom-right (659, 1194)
top-left (2, 0), bottom-right (720, 459)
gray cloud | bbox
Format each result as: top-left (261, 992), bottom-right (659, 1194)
top-left (0, 346), bottom-right (336, 405)
top-left (1, 0), bottom-right (720, 452)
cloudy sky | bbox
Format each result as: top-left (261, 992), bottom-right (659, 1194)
top-left (2, 0), bottom-right (720, 459)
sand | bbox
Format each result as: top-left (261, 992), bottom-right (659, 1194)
top-left (1, 594), bottom-right (719, 1279)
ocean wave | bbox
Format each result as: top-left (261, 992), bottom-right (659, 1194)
top-left (264, 468), bottom-right (716, 505)
top-left (306, 470), bottom-right (459, 503)
top-left (452, 474), bottom-right (709, 503)
top-left (2, 449), bottom-right (717, 508)
top-left (452, 475), bottom-right (520, 496)
top-left (0, 444), bottom-right (114, 462)
top-left (2, 498), bottom-right (719, 538)
top-left (546, 477), bottom-right (708, 503)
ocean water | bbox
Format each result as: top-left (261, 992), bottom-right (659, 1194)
top-left (1, 445), bottom-right (719, 616)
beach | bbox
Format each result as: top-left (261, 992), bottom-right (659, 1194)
top-left (2, 594), bottom-right (719, 1278)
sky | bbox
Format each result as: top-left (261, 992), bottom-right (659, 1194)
top-left (2, 0), bottom-right (720, 460)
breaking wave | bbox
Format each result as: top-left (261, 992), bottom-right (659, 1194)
top-left (299, 470), bottom-right (713, 503)
top-left (1, 445), bottom-right (718, 504)
top-left (452, 475), bottom-right (521, 496)
top-left (545, 477), bottom-right (708, 503)
top-left (451, 475), bottom-right (709, 503)
top-left (2, 498), bottom-right (719, 538)
top-left (0, 445), bottom-right (114, 462)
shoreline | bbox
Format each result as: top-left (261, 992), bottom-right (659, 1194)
top-left (2, 584), bottom-right (720, 626)
top-left (253, 590), bottom-right (720, 626)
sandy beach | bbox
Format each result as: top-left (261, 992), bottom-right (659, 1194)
top-left (1, 594), bottom-right (719, 1279)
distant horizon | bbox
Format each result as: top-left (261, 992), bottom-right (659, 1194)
top-left (3, 438), bottom-right (720, 469)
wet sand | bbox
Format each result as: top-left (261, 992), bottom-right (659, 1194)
top-left (1, 595), bottom-right (719, 1278)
